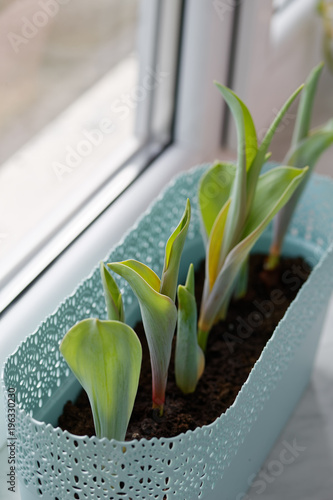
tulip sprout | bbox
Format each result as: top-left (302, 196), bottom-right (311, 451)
top-left (100, 261), bottom-right (124, 322)
top-left (108, 199), bottom-right (191, 414)
top-left (60, 318), bottom-right (142, 441)
top-left (60, 265), bottom-right (142, 441)
top-left (267, 62), bottom-right (333, 269)
top-left (197, 82), bottom-right (308, 351)
top-left (175, 264), bottom-right (205, 394)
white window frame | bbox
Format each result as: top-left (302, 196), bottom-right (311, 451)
top-left (225, 0), bottom-right (323, 150)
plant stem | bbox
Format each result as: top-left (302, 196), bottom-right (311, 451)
top-left (265, 243), bottom-right (281, 270)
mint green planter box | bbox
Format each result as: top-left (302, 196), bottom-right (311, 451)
top-left (2, 165), bottom-right (333, 500)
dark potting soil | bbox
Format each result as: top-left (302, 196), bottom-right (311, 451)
top-left (58, 254), bottom-right (311, 440)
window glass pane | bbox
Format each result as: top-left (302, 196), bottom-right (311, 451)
top-left (0, 0), bottom-right (140, 261)
top-left (0, 0), bottom-right (139, 164)
top-left (0, 0), bottom-right (184, 311)
top-left (273, 0), bottom-right (298, 11)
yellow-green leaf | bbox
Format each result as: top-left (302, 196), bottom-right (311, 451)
top-left (198, 162), bottom-right (236, 239)
top-left (100, 262), bottom-right (124, 322)
top-left (214, 83), bottom-right (252, 260)
top-left (207, 199), bottom-right (231, 290)
top-left (243, 166), bottom-right (309, 238)
top-left (246, 84), bottom-right (304, 213)
top-left (175, 264), bottom-right (205, 394)
top-left (108, 259), bottom-right (161, 292)
top-left (160, 198), bottom-right (191, 301)
top-left (291, 62), bottom-right (324, 146)
top-left (271, 120), bottom-right (333, 257)
top-left (199, 166), bottom-right (307, 334)
top-left (215, 82), bottom-right (258, 171)
top-left (108, 261), bottom-right (177, 414)
top-left (60, 319), bottom-right (142, 441)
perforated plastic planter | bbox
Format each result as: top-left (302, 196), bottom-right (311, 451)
top-left (2, 164), bottom-right (333, 500)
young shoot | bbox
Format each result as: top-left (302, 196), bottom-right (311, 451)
top-left (60, 319), bottom-right (142, 441)
top-left (175, 264), bottom-right (205, 394)
top-left (197, 82), bottom-right (308, 351)
top-left (100, 261), bottom-right (124, 322)
top-left (108, 199), bottom-right (191, 415)
top-left (267, 62), bottom-right (333, 269)
top-left (160, 198), bottom-right (192, 301)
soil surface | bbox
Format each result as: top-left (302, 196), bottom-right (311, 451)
top-left (58, 254), bottom-right (311, 440)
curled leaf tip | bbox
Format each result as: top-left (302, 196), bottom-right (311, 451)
top-left (100, 261), bottom-right (124, 322)
top-left (176, 264), bottom-right (205, 393)
top-left (160, 198), bottom-right (191, 301)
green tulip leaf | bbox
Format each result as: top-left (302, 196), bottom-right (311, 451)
top-left (100, 262), bottom-right (124, 322)
top-left (198, 162), bottom-right (236, 239)
top-left (175, 264), bottom-right (205, 394)
top-left (246, 84), bottom-right (304, 212)
top-left (286, 119), bottom-right (333, 170)
top-left (111, 259), bottom-right (161, 292)
top-left (269, 120), bottom-right (333, 261)
top-left (199, 166), bottom-right (308, 336)
top-left (214, 83), bottom-right (254, 259)
top-left (207, 199), bottom-right (231, 290)
top-left (242, 166), bottom-right (309, 237)
top-left (108, 260), bottom-right (177, 414)
top-left (215, 82), bottom-right (258, 171)
top-left (59, 319), bottom-right (142, 441)
top-left (160, 198), bottom-right (191, 301)
top-left (291, 62), bottom-right (324, 146)
top-left (268, 64), bottom-right (332, 267)
top-left (233, 256), bottom-right (249, 300)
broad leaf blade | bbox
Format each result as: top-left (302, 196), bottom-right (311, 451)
top-left (108, 260), bottom-right (161, 292)
top-left (242, 166), bottom-right (309, 237)
top-left (160, 198), bottom-right (191, 301)
top-left (215, 83), bottom-right (254, 259)
top-left (100, 262), bottom-right (124, 322)
top-left (207, 199), bottom-right (231, 290)
top-left (198, 162), bottom-right (236, 239)
top-left (286, 119), bottom-right (333, 169)
top-left (199, 166), bottom-right (308, 333)
top-left (60, 319), bottom-right (142, 441)
top-left (215, 82), bottom-right (258, 171)
top-left (108, 261), bottom-right (177, 413)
